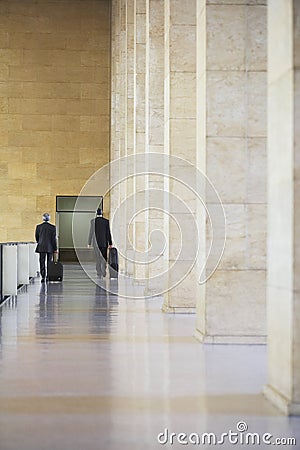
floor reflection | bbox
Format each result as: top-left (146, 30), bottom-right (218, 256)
top-left (0, 264), bottom-right (299, 450)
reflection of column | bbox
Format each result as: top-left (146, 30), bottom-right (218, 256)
top-left (264, 1), bottom-right (300, 415)
top-left (195, 1), bottom-right (267, 342)
top-left (163, 0), bottom-right (197, 312)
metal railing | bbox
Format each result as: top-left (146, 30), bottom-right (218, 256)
top-left (0, 242), bottom-right (39, 305)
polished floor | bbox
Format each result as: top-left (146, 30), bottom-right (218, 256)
top-left (0, 264), bottom-right (299, 450)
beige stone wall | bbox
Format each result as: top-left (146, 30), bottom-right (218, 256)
top-left (0, 0), bottom-right (110, 242)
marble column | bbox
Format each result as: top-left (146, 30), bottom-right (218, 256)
top-left (111, 0), bottom-right (139, 277)
top-left (264, 0), bottom-right (300, 415)
top-left (111, 0), bottom-right (269, 339)
top-left (195, 0), bottom-right (268, 342)
top-left (162, 0), bottom-right (198, 313)
top-left (110, 0), bottom-right (127, 272)
top-left (124, 0), bottom-right (135, 276)
top-left (146, 0), bottom-right (166, 294)
top-left (132, 0), bottom-right (148, 280)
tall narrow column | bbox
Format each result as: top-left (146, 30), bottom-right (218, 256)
top-left (132, 0), bottom-right (148, 280)
top-left (125, 0), bottom-right (135, 276)
top-left (146, 0), bottom-right (166, 294)
top-left (162, 0), bottom-right (197, 313)
top-left (195, 0), bottom-right (267, 342)
top-left (110, 0), bottom-right (127, 271)
top-left (110, 0), bottom-right (133, 277)
top-left (264, 0), bottom-right (300, 415)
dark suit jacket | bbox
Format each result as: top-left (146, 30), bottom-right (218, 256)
top-left (35, 222), bottom-right (57, 253)
top-left (88, 216), bottom-right (112, 249)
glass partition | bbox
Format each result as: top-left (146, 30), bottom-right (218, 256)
top-left (56, 196), bottom-right (103, 262)
top-left (56, 196), bottom-right (103, 212)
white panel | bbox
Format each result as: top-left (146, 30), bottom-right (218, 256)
top-left (29, 243), bottom-right (39, 277)
top-left (17, 244), bottom-right (30, 285)
top-left (3, 245), bottom-right (18, 296)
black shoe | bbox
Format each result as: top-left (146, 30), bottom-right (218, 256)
top-left (41, 278), bottom-right (45, 283)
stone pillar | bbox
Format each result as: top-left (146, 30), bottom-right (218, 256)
top-left (110, 0), bottom-right (122, 244)
top-left (264, 0), bottom-right (300, 415)
top-left (162, 0), bottom-right (197, 313)
top-left (117, 0), bottom-right (128, 273)
top-left (195, 0), bottom-right (268, 342)
top-left (146, 0), bottom-right (166, 294)
top-left (132, 0), bottom-right (148, 281)
top-left (124, 0), bottom-right (135, 277)
top-left (111, 0), bottom-right (137, 277)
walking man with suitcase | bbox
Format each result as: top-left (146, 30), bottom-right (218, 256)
top-left (88, 208), bottom-right (112, 278)
top-left (35, 213), bottom-right (58, 282)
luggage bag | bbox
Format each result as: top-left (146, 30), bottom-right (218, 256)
top-left (108, 247), bottom-right (118, 278)
top-left (48, 260), bottom-right (63, 282)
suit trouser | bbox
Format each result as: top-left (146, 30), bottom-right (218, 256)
top-left (39, 252), bottom-right (53, 279)
top-left (95, 247), bottom-right (108, 276)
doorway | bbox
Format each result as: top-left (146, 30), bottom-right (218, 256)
top-left (56, 196), bottom-right (103, 262)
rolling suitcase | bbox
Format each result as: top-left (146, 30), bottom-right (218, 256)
top-left (48, 257), bottom-right (63, 282)
top-left (108, 247), bottom-right (118, 278)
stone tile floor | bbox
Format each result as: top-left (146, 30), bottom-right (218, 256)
top-left (0, 265), bottom-right (299, 450)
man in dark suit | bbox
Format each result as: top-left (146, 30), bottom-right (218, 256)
top-left (88, 208), bottom-right (112, 278)
top-left (35, 213), bottom-right (58, 282)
